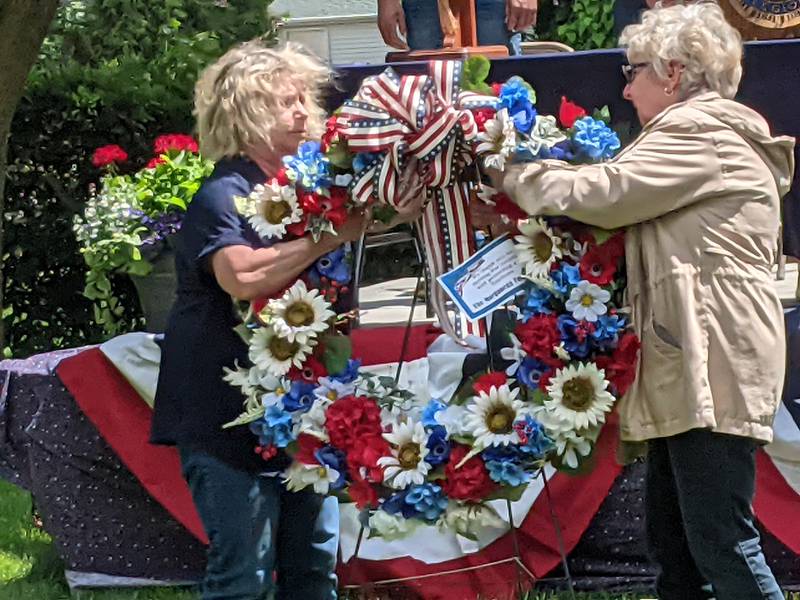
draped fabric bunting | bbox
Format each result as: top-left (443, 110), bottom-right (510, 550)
top-left (337, 61), bottom-right (498, 340)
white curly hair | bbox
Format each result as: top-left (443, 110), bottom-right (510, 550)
top-left (620, 2), bottom-right (743, 100)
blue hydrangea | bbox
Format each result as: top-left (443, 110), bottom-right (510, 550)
top-left (282, 380), bottom-right (317, 413)
top-left (499, 78), bottom-right (537, 134)
top-left (425, 426), bottom-right (451, 467)
top-left (538, 139), bottom-right (576, 162)
top-left (520, 286), bottom-right (554, 319)
top-left (571, 117), bottom-right (621, 161)
top-left (517, 357), bottom-right (548, 390)
top-left (283, 141), bottom-right (332, 191)
top-left (352, 152), bottom-right (381, 174)
top-left (313, 245), bottom-right (352, 285)
top-left (515, 415), bottom-right (554, 459)
top-left (381, 489), bottom-right (414, 518)
top-left (557, 314), bottom-right (593, 359)
top-left (249, 406), bottom-right (295, 448)
top-left (329, 358), bottom-right (361, 384)
top-left (487, 460), bottom-right (530, 487)
top-left (421, 399), bottom-right (446, 428)
top-left (404, 484), bottom-right (449, 522)
top-left (550, 263), bottom-right (581, 297)
top-left (315, 446), bottom-right (348, 490)
top-left (592, 314), bottom-right (627, 349)
top-left (482, 444), bottom-right (524, 464)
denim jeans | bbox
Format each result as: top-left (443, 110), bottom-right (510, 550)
top-left (180, 448), bottom-right (339, 600)
top-left (402, 0), bottom-right (522, 55)
top-left (646, 429), bottom-right (783, 600)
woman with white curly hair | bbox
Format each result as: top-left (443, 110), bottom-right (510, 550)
top-left (490, 3), bottom-right (794, 598)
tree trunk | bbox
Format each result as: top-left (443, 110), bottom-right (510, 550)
top-left (0, 0), bottom-right (60, 354)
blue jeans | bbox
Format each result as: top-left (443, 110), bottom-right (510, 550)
top-left (646, 429), bottom-right (783, 600)
top-left (180, 448), bottom-right (339, 600)
top-left (402, 0), bottom-right (522, 55)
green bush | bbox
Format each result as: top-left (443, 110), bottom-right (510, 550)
top-left (4, 0), bottom-right (276, 358)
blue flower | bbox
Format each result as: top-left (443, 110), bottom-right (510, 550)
top-left (313, 245), bottom-right (352, 285)
top-left (592, 314), bottom-right (627, 349)
top-left (381, 489), bottom-right (412, 517)
top-left (499, 79), bottom-right (537, 134)
top-left (283, 141), bottom-right (332, 191)
top-left (352, 152), bottom-right (380, 174)
top-left (517, 357), bottom-right (548, 390)
top-left (249, 406), bottom-right (295, 448)
top-left (421, 399), bottom-right (446, 428)
top-left (515, 415), bottom-right (554, 459)
top-left (330, 358), bottom-right (361, 384)
top-left (499, 78), bottom-right (535, 108)
top-left (538, 139), bottom-right (576, 162)
top-left (282, 381), bottom-right (317, 413)
top-left (571, 117), bottom-right (621, 161)
top-left (557, 314), bottom-right (593, 359)
top-left (520, 286), bottom-right (554, 319)
top-left (425, 426), bottom-right (451, 467)
top-left (486, 460), bottom-right (530, 487)
top-left (315, 446), bottom-right (348, 490)
top-left (482, 444), bottom-right (523, 464)
top-left (550, 263), bottom-right (581, 297)
top-left (404, 484), bottom-right (449, 522)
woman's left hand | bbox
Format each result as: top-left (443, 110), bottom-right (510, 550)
top-left (393, 157), bottom-right (426, 223)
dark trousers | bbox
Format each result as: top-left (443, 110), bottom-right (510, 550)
top-left (646, 429), bottom-right (783, 600)
top-left (180, 448), bottom-right (339, 600)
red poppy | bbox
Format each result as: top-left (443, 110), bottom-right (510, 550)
top-left (288, 355), bottom-right (328, 383)
top-left (473, 371), bottom-right (507, 395)
top-left (92, 144), bottom-right (128, 169)
top-left (441, 445), bottom-right (498, 502)
top-left (579, 244), bottom-right (619, 286)
top-left (559, 96), bottom-right (587, 129)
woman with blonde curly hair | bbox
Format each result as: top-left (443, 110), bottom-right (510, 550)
top-left (150, 41), bottom-right (421, 599)
top-left (489, 3), bottom-right (794, 598)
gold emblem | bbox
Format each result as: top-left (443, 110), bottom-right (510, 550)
top-left (727, 0), bottom-right (800, 30)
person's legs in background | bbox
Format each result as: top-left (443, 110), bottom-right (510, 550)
top-left (475, 0), bottom-right (521, 54)
top-left (402, 0), bottom-right (444, 49)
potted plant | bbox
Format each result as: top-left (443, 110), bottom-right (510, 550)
top-left (74, 134), bottom-right (213, 335)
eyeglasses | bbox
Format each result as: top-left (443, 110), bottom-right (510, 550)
top-left (621, 63), bottom-right (649, 84)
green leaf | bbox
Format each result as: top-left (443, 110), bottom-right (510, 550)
top-left (593, 105), bottom-right (612, 125)
top-left (589, 226), bottom-right (616, 245)
top-left (486, 484), bottom-right (528, 503)
top-left (462, 55), bottom-right (491, 93)
top-left (322, 333), bottom-right (352, 375)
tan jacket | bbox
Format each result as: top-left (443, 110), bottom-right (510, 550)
top-left (503, 92), bottom-right (795, 443)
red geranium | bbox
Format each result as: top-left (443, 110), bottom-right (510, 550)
top-left (473, 108), bottom-right (497, 132)
top-left (514, 314), bottom-right (560, 362)
top-left (153, 133), bottom-right (198, 155)
top-left (491, 192), bottom-right (527, 222)
top-left (295, 433), bottom-right (325, 465)
top-left (92, 144), bottom-right (128, 169)
top-left (146, 156), bottom-right (166, 169)
top-left (441, 445), bottom-right (498, 502)
top-left (559, 96), bottom-right (587, 129)
top-left (473, 371), bottom-right (507, 395)
top-left (326, 395), bottom-right (383, 452)
top-left (596, 332), bottom-right (640, 396)
top-left (346, 434), bottom-right (390, 484)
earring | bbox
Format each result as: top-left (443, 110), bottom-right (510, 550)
top-left (664, 87), bottom-right (674, 96)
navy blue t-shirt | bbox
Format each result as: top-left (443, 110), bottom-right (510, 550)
top-left (151, 157), bottom-right (287, 473)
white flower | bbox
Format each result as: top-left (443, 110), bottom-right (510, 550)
top-left (298, 396), bottom-right (332, 441)
top-left (246, 181), bottom-right (302, 240)
top-left (334, 173), bottom-right (353, 187)
top-left (248, 326), bottom-right (314, 377)
top-left (542, 362), bottom-right (615, 433)
top-left (476, 108), bottom-right (517, 171)
top-left (222, 363), bottom-right (288, 427)
top-left (535, 410), bottom-right (600, 469)
top-left (314, 376), bottom-right (356, 404)
top-left (463, 384), bottom-right (530, 449)
top-left (565, 280), bottom-right (610, 322)
top-left (526, 114), bottom-right (567, 155)
top-left (515, 218), bottom-right (563, 281)
top-left (266, 280), bottom-right (335, 343)
top-left (439, 502), bottom-right (507, 539)
top-left (261, 376), bottom-right (291, 409)
top-left (284, 462), bottom-right (340, 494)
top-left (499, 333), bottom-right (525, 376)
top-left (368, 510), bottom-right (418, 541)
top-left (435, 404), bottom-right (469, 437)
top-left (377, 421), bottom-right (431, 489)
top-left (554, 342), bottom-right (571, 361)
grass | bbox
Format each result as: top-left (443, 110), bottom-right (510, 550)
top-left (1, 479), bottom-right (797, 599)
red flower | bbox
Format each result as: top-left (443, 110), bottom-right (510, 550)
top-left (491, 82), bottom-right (503, 96)
top-left (596, 332), bottom-right (640, 396)
top-left (153, 133), bottom-right (198, 155)
top-left (473, 108), bottom-right (497, 132)
top-left (346, 434), bottom-right (390, 484)
top-left (286, 215), bottom-right (309, 238)
top-left (559, 96), bottom-right (587, 129)
top-left (299, 191), bottom-right (324, 216)
top-left (326, 395), bottom-right (383, 452)
top-left (289, 355), bottom-right (328, 383)
top-left (349, 472), bottom-right (380, 509)
top-left (275, 168), bottom-right (292, 187)
top-left (604, 232), bottom-right (626, 261)
top-left (295, 434), bottom-right (325, 465)
top-left (514, 314), bottom-right (560, 362)
top-left (474, 371), bottom-right (507, 395)
top-left (92, 144), bottom-right (128, 169)
top-left (538, 361), bottom-right (564, 392)
top-left (320, 116), bottom-right (342, 152)
top-left (146, 156), bottom-right (166, 169)
top-left (442, 445), bottom-right (498, 502)
top-left (321, 187), bottom-right (349, 227)
top-left (580, 246), bottom-right (619, 286)
top-left (491, 192), bottom-right (528, 222)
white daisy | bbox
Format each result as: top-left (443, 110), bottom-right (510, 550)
top-left (298, 396), bottom-right (332, 441)
top-left (377, 421), bottom-right (431, 489)
top-left (368, 510), bottom-right (418, 541)
top-left (542, 362), bottom-right (615, 433)
top-left (476, 108), bottom-right (517, 171)
top-left (439, 502), bottom-right (507, 540)
top-left (284, 461), bottom-right (340, 494)
top-left (266, 280), bottom-right (335, 343)
top-left (463, 384), bottom-right (530, 449)
top-left (260, 376), bottom-right (291, 409)
top-left (247, 181), bottom-right (302, 240)
top-left (248, 326), bottom-right (314, 377)
top-left (314, 376), bottom-right (356, 404)
top-left (565, 280), bottom-right (610, 322)
top-left (526, 114), bottom-right (567, 155)
top-left (515, 218), bottom-right (563, 281)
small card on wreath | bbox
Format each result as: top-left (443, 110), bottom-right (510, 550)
top-left (437, 234), bottom-right (527, 322)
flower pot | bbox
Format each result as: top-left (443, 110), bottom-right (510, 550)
top-left (130, 245), bottom-right (177, 333)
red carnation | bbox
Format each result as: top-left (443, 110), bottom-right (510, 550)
top-left (346, 434), bottom-right (390, 484)
top-left (322, 187), bottom-right (349, 227)
top-left (473, 108), bottom-right (497, 132)
top-left (442, 445), bottom-right (498, 502)
top-left (325, 395), bottom-right (383, 452)
top-left (289, 355), bottom-right (327, 383)
top-left (596, 332), bottom-right (640, 396)
top-left (491, 192), bottom-right (527, 222)
top-left (153, 133), bottom-right (198, 155)
top-left (92, 144), bottom-right (128, 169)
top-left (559, 96), bottom-right (587, 129)
top-left (514, 314), bottom-right (560, 362)
top-left (349, 472), bottom-right (380, 509)
top-left (474, 371), bottom-right (507, 395)
top-left (295, 434), bottom-right (325, 465)
top-left (146, 156), bottom-right (166, 169)
top-left (299, 191), bottom-right (324, 216)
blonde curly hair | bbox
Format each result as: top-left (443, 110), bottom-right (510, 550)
top-left (194, 41), bottom-right (331, 160)
top-left (620, 2), bottom-right (743, 100)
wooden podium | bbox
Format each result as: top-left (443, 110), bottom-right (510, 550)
top-left (386, 0), bottom-right (509, 62)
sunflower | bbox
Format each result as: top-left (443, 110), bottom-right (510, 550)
top-left (463, 384), bottom-right (530, 449)
top-left (542, 362), bottom-right (615, 433)
top-left (377, 421), bottom-right (431, 489)
top-left (515, 218), bottom-right (563, 281)
top-left (265, 280), bottom-right (335, 343)
top-left (476, 108), bottom-right (518, 171)
top-left (248, 326), bottom-right (314, 377)
top-left (247, 181), bottom-right (303, 240)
